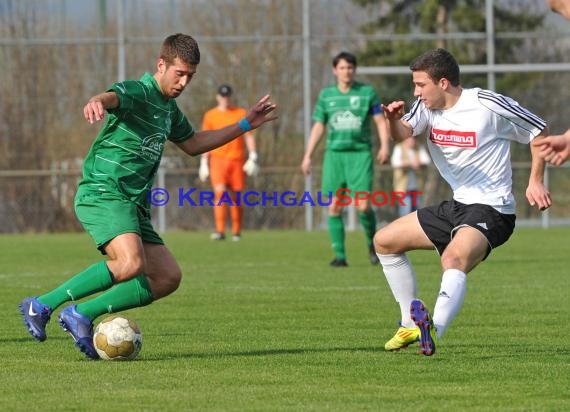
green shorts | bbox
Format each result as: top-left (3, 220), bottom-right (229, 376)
top-left (74, 189), bottom-right (164, 253)
top-left (322, 150), bottom-right (373, 197)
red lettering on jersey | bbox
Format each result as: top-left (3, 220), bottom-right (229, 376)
top-left (430, 128), bottom-right (476, 148)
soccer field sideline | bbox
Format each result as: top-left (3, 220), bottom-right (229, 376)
top-left (0, 229), bottom-right (568, 411)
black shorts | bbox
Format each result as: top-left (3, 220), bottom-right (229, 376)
top-left (417, 199), bottom-right (516, 259)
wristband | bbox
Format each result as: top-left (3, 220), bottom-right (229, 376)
top-left (238, 118), bottom-right (252, 132)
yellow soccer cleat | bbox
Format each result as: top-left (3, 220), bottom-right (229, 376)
top-left (384, 325), bottom-right (420, 351)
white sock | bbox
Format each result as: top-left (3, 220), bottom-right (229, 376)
top-left (433, 269), bottom-right (467, 339)
top-left (378, 253), bottom-right (417, 328)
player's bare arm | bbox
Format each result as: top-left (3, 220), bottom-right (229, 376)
top-left (381, 101), bottom-right (413, 143)
top-left (532, 128), bottom-right (570, 166)
top-left (177, 94), bottom-right (277, 156)
top-left (374, 113), bottom-right (391, 164)
top-left (301, 122), bottom-right (325, 175)
top-left (527, 132), bottom-right (553, 211)
top-left (83, 91), bottom-right (119, 124)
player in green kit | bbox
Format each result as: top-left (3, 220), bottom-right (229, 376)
top-left (301, 51), bottom-right (390, 267)
top-left (18, 33), bottom-right (277, 359)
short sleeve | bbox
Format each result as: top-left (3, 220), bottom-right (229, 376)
top-left (402, 98), bottom-right (430, 137)
top-left (477, 89), bottom-right (546, 144)
top-left (108, 80), bottom-right (145, 111)
top-left (168, 105), bottom-right (194, 143)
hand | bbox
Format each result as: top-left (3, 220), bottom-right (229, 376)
top-left (532, 132), bottom-right (570, 166)
top-left (381, 101), bottom-right (406, 121)
top-left (376, 146), bottom-right (390, 164)
top-left (199, 157), bottom-right (209, 182)
top-left (301, 156), bottom-right (311, 175)
top-left (244, 95), bottom-right (278, 130)
top-left (83, 100), bottom-right (106, 124)
top-left (547, 0), bottom-right (570, 19)
top-left (243, 152), bottom-right (259, 177)
top-left (526, 181), bottom-right (552, 211)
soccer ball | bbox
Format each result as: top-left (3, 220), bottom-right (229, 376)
top-left (93, 316), bottom-right (143, 361)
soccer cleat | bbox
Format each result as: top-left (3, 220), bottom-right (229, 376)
top-left (210, 232), bottom-right (226, 241)
top-left (384, 325), bottom-right (420, 351)
top-left (368, 245), bottom-right (379, 265)
top-left (58, 305), bottom-right (99, 360)
top-left (329, 257), bottom-right (348, 267)
top-left (410, 299), bottom-right (437, 356)
top-left (19, 297), bottom-right (53, 342)
top-left (232, 234), bottom-right (241, 242)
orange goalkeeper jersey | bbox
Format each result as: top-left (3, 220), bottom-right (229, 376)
top-left (201, 106), bottom-right (248, 160)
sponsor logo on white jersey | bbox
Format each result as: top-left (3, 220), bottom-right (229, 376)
top-left (430, 128), bottom-right (477, 148)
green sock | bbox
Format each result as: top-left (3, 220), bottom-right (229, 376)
top-left (328, 215), bottom-right (346, 260)
top-left (358, 209), bottom-right (377, 249)
top-left (37, 261), bottom-right (113, 310)
top-left (76, 274), bottom-right (154, 321)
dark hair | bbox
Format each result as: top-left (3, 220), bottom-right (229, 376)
top-left (409, 48), bottom-right (460, 86)
top-left (160, 33), bottom-right (201, 66)
top-left (332, 51), bottom-right (357, 68)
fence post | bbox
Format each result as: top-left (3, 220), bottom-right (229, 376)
top-left (157, 167), bottom-right (166, 233)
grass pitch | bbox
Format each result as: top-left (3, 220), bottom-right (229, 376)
top-left (1, 228), bottom-right (569, 411)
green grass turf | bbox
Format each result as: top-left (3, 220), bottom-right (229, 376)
top-left (0, 228), bottom-right (568, 411)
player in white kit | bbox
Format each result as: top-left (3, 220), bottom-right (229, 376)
top-left (376, 48), bottom-right (552, 356)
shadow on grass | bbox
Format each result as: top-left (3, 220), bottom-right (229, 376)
top-left (449, 343), bottom-right (570, 357)
top-left (140, 342), bottom-right (570, 361)
top-left (1, 336), bottom-right (71, 344)
top-left (140, 345), bottom-right (401, 361)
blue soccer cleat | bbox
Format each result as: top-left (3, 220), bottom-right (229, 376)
top-left (19, 297), bottom-right (53, 342)
top-left (410, 299), bottom-right (437, 356)
top-left (58, 305), bottom-right (99, 360)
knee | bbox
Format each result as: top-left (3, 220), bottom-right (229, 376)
top-left (112, 256), bottom-right (145, 283)
top-left (373, 229), bottom-right (390, 254)
top-left (440, 252), bottom-right (463, 271)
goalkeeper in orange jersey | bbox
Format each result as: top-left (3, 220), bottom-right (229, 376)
top-left (199, 85), bottom-right (259, 241)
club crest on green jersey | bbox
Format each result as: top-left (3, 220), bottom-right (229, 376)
top-left (141, 134), bottom-right (165, 161)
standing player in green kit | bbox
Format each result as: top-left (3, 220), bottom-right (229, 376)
top-left (18, 33), bottom-right (277, 359)
top-left (301, 51), bottom-right (391, 267)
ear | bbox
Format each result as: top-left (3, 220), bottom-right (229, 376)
top-left (439, 77), bottom-right (450, 90)
top-left (157, 58), bottom-right (166, 74)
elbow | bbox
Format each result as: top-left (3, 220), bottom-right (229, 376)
top-left (179, 141), bottom-right (202, 157)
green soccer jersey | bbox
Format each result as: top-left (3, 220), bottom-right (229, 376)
top-left (78, 72), bottom-right (194, 208)
top-left (312, 81), bottom-right (381, 151)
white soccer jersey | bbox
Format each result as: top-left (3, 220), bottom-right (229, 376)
top-left (402, 88), bottom-right (546, 214)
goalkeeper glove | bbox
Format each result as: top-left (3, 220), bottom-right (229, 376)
top-left (243, 152), bottom-right (259, 177)
top-left (199, 157), bottom-right (209, 182)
